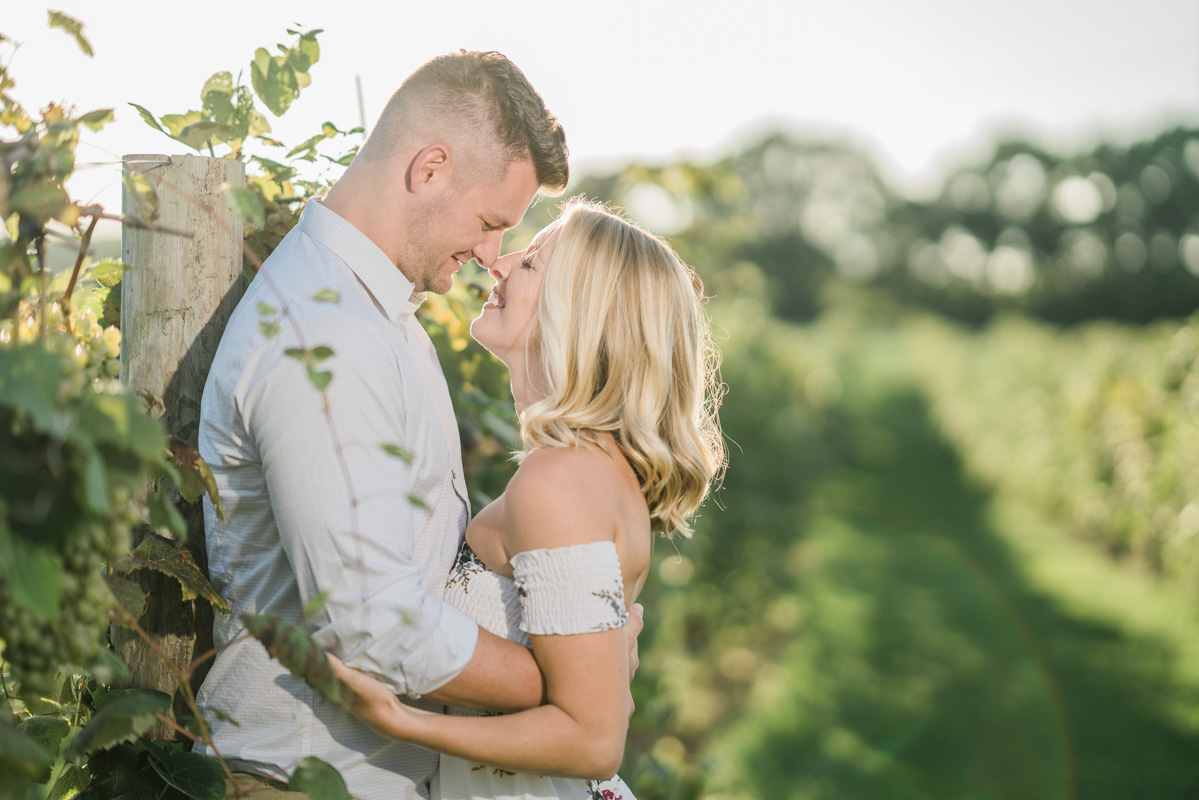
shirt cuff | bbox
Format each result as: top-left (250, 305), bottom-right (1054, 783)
top-left (363, 601), bottom-right (480, 699)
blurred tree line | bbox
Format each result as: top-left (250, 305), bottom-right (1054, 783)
top-left (515, 126), bottom-right (1199, 326)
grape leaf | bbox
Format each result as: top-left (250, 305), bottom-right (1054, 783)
top-left (0, 526), bottom-right (63, 617)
top-left (17, 716), bottom-right (69, 782)
top-left (226, 186), bottom-right (264, 228)
top-left (167, 436), bottom-right (225, 519)
top-left (241, 613), bottom-right (339, 702)
top-left (104, 573), bottom-right (148, 625)
top-left (290, 756), bottom-right (351, 800)
top-left (65, 690), bottom-right (170, 762)
top-left (128, 102), bottom-right (165, 134)
top-left (48, 763), bottom-right (90, 800)
top-left (122, 170), bottom-right (160, 222)
top-left (47, 11), bottom-right (93, 57)
top-left (111, 533), bottom-right (231, 612)
top-left (0, 345), bottom-right (62, 433)
top-left (77, 108), bottom-right (114, 132)
top-left (0, 720), bottom-right (52, 782)
top-left (147, 749), bottom-right (225, 800)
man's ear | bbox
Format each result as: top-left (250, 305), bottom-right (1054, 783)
top-left (406, 144), bottom-right (452, 194)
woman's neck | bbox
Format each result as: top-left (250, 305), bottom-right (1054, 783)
top-left (509, 368), bottom-right (537, 417)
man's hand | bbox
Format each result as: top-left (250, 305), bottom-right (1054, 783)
top-left (626, 603), bottom-right (644, 681)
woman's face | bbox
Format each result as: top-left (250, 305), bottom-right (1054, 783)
top-left (470, 224), bottom-right (557, 365)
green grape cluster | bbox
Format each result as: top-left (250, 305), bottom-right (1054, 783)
top-left (0, 301), bottom-right (123, 391)
top-left (0, 304), bottom-right (142, 699)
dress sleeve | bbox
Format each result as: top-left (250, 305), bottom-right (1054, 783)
top-left (510, 541), bottom-right (629, 635)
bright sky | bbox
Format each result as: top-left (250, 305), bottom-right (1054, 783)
top-left (4, 0), bottom-right (1197, 223)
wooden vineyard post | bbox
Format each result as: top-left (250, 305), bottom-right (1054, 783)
top-left (114, 154), bottom-right (245, 737)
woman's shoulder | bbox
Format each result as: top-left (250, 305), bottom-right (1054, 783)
top-left (503, 441), bottom-right (641, 553)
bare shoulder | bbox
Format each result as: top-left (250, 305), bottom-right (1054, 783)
top-left (502, 444), bottom-right (638, 555)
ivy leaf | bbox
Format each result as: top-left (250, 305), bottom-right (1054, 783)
top-left (104, 573), bottom-right (148, 625)
top-left (259, 319), bottom-right (280, 339)
top-left (226, 186), bottom-right (265, 229)
top-left (321, 121), bottom-right (339, 138)
top-left (0, 721), bottom-right (53, 782)
top-left (167, 436), bottom-right (225, 518)
top-left (312, 289), bottom-right (340, 303)
top-left (311, 346), bottom-right (333, 362)
top-left (122, 170), bottom-right (160, 222)
top-left (47, 11), bottom-right (93, 57)
top-left (147, 749), bottom-right (226, 800)
top-left (407, 494), bottom-right (429, 510)
top-left (306, 367), bottom-right (332, 391)
top-left (381, 443), bottom-right (413, 463)
top-left (18, 716), bottom-right (69, 782)
top-left (65, 690), bottom-right (171, 763)
top-left (289, 756), bottom-right (351, 800)
top-left (77, 108), bottom-right (114, 132)
top-left (129, 102), bottom-right (166, 134)
top-left (241, 613), bottom-right (339, 702)
top-left (304, 591), bottom-right (331, 621)
top-left (256, 301), bottom-right (277, 315)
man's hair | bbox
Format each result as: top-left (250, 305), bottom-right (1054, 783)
top-left (517, 198), bottom-right (725, 538)
top-left (362, 50), bottom-right (569, 195)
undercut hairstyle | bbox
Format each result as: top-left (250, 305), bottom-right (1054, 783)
top-left (362, 50), bottom-right (569, 195)
top-left (519, 198), bottom-right (725, 538)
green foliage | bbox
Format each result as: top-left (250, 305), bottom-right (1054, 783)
top-left (290, 756), bottom-right (353, 800)
top-left (132, 27), bottom-right (362, 274)
top-left (912, 311), bottom-right (1199, 587)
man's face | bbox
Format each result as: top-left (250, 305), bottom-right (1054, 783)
top-left (399, 159), bottom-right (540, 294)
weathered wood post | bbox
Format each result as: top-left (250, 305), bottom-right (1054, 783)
top-left (115, 154), bottom-right (245, 736)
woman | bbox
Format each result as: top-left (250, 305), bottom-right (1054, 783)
top-left (331, 198), bottom-right (724, 799)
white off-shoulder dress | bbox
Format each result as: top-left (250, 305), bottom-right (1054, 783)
top-left (434, 540), bottom-right (637, 800)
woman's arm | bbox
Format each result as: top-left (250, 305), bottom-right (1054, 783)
top-left (333, 446), bottom-right (649, 779)
top-left (332, 626), bottom-right (628, 779)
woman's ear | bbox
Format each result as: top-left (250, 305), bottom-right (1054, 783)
top-left (406, 144), bottom-right (452, 194)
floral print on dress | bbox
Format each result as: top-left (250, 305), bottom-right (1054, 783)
top-left (587, 780), bottom-right (630, 799)
top-left (445, 542), bottom-right (488, 594)
top-left (591, 587), bottom-right (629, 631)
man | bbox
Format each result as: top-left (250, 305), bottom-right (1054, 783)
top-left (195, 51), bottom-right (633, 799)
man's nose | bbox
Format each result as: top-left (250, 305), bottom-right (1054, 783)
top-left (472, 230), bottom-right (504, 270)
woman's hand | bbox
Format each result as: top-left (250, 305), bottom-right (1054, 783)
top-left (328, 655), bottom-right (421, 742)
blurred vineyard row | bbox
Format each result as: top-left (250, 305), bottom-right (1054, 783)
top-left (911, 311), bottom-right (1199, 588)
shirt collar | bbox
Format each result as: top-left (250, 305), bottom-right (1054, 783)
top-left (297, 197), bottom-right (420, 322)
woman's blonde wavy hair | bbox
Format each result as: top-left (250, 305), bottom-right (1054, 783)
top-left (518, 197), bottom-right (724, 538)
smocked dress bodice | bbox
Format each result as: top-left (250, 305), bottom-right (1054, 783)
top-left (434, 541), bottom-right (636, 800)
